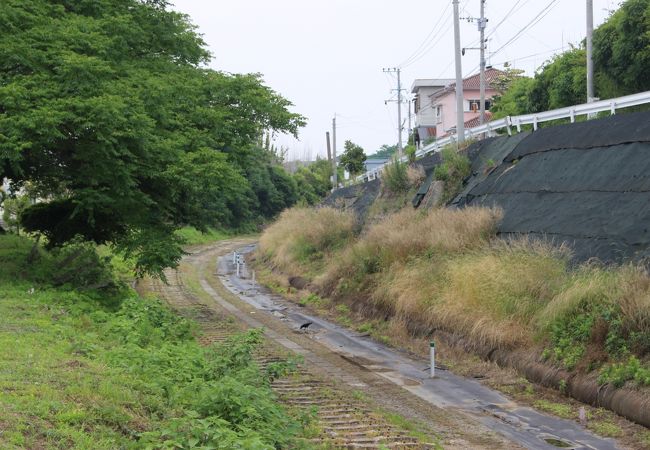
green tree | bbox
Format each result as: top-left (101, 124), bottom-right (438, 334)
top-left (0, 0), bottom-right (304, 277)
top-left (530, 47), bottom-right (587, 111)
top-left (367, 144), bottom-right (397, 159)
top-left (492, 0), bottom-right (650, 117)
top-left (2, 194), bottom-right (31, 234)
top-left (293, 158), bottom-right (332, 204)
top-left (593, 0), bottom-right (650, 98)
top-left (340, 140), bottom-right (367, 175)
top-left (491, 76), bottom-right (535, 119)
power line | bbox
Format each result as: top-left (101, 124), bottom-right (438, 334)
top-left (489, 46), bottom-right (564, 67)
top-left (399, 0), bottom-right (470, 69)
top-left (399, 2), bottom-right (451, 68)
top-left (401, 21), bottom-right (454, 68)
top-left (490, 0), bottom-right (560, 59)
top-left (463, 0), bottom-right (559, 76)
top-left (485, 0), bottom-right (523, 39)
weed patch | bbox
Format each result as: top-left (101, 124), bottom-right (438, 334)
top-left (433, 146), bottom-right (471, 203)
top-left (0, 234), bottom-right (304, 448)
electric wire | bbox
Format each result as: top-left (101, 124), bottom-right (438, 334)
top-left (399, 0), bottom-right (470, 69)
top-left (490, 0), bottom-right (560, 59)
top-left (398, 1), bottom-right (451, 68)
top-left (463, 0), bottom-right (559, 76)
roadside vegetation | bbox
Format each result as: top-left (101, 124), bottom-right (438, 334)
top-left (0, 233), bottom-right (306, 449)
top-left (257, 205), bottom-right (650, 390)
top-left (0, 0), bottom-right (332, 280)
top-left (491, 0), bottom-right (650, 118)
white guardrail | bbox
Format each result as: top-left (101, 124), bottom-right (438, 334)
top-left (354, 90), bottom-right (650, 184)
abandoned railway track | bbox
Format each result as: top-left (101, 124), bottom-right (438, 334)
top-left (143, 240), bottom-right (445, 449)
top-left (140, 239), bottom-right (626, 450)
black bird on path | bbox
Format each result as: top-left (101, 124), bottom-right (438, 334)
top-left (299, 321), bottom-right (313, 330)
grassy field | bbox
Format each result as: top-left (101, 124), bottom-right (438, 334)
top-left (0, 234), bottom-right (306, 449)
top-left (257, 205), bottom-right (650, 388)
top-left (174, 226), bottom-right (232, 246)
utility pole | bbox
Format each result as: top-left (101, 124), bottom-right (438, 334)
top-left (453, 0), bottom-right (465, 143)
top-left (383, 67), bottom-right (404, 158)
top-left (407, 98), bottom-right (412, 146)
top-left (326, 131), bottom-right (332, 162)
top-left (332, 116), bottom-right (337, 188)
top-left (586, 0), bottom-right (595, 103)
top-left (479, 0), bottom-right (487, 125)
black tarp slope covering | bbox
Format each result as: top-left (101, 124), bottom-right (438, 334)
top-left (453, 110), bottom-right (650, 264)
top-left (321, 178), bottom-right (381, 223)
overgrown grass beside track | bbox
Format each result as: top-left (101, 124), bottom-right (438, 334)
top-left (0, 234), bottom-right (304, 449)
top-left (257, 205), bottom-right (650, 388)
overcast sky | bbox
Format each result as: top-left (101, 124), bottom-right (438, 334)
top-left (171, 0), bottom-right (617, 160)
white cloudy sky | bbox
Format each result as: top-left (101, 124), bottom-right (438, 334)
top-left (171, 0), bottom-right (617, 159)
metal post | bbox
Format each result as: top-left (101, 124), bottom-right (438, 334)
top-left (478, 0), bottom-right (480, 125)
top-left (430, 341), bottom-right (436, 378)
top-left (453, 0), bottom-right (465, 144)
top-left (586, 0), bottom-right (594, 103)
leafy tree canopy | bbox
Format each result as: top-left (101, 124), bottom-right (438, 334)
top-left (339, 140), bottom-right (367, 175)
top-left (593, 0), bottom-right (650, 97)
top-left (0, 0), bottom-right (305, 277)
top-left (367, 144), bottom-right (397, 159)
top-left (491, 0), bottom-right (650, 117)
top-left (293, 158), bottom-right (333, 204)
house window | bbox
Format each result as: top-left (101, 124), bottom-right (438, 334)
top-left (435, 105), bottom-right (443, 123)
top-left (466, 99), bottom-right (492, 112)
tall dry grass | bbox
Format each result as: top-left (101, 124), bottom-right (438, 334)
top-left (373, 238), bottom-right (569, 349)
top-left (259, 203), bottom-right (650, 361)
top-left (257, 207), bottom-right (355, 274)
top-left (320, 206), bottom-right (502, 293)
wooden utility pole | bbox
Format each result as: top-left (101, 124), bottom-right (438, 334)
top-left (326, 131), bottom-right (332, 162)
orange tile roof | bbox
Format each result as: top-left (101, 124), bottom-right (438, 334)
top-left (460, 68), bottom-right (504, 90)
top-left (464, 111), bottom-right (493, 128)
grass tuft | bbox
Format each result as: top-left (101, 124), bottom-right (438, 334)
top-left (258, 206), bottom-right (356, 274)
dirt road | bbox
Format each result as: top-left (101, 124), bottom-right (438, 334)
top-left (142, 239), bottom-right (619, 449)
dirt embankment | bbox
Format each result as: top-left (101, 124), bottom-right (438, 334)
top-left (321, 112), bottom-right (650, 426)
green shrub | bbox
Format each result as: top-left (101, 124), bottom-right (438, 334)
top-left (404, 144), bottom-right (417, 163)
top-left (175, 226), bottom-right (230, 245)
top-left (381, 157), bottom-right (410, 193)
top-left (433, 146), bottom-right (471, 202)
top-left (599, 356), bottom-right (650, 387)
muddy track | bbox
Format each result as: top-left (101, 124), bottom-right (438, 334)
top-left (142, 243), bottom-right (435, 449)
top-left (143, 240), bottom-right (467, 449)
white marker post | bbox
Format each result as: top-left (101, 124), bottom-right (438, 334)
top-left (430, 341), bottom-right (435, 378)
top-left (233, 252), bottom-right (237, 264)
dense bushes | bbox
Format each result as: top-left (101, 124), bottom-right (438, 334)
top-left (0, 234), bottom-right (302, 448)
